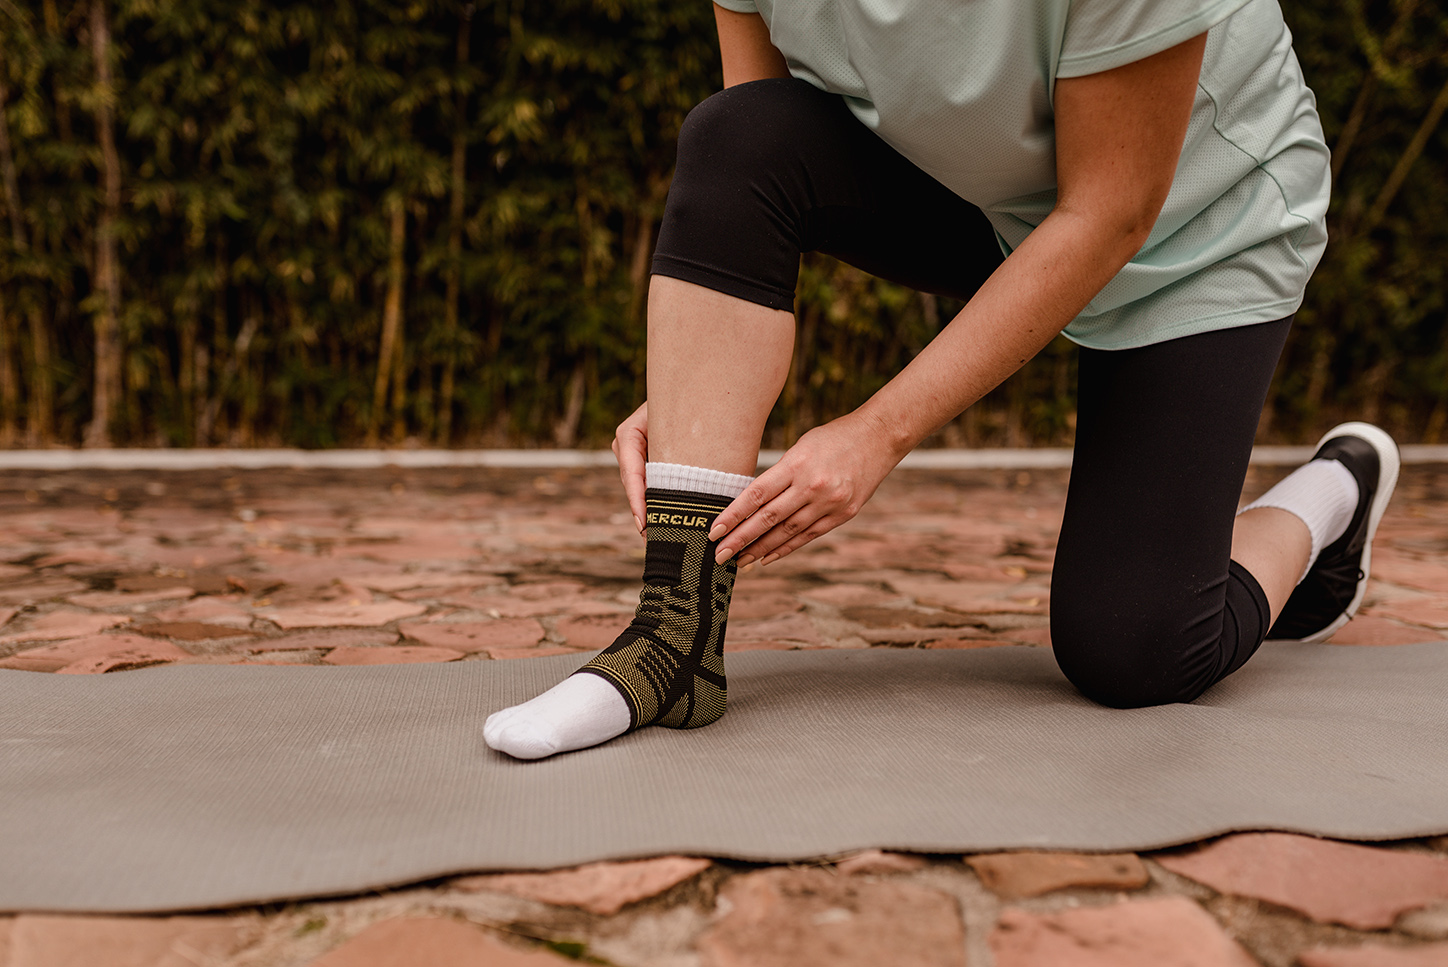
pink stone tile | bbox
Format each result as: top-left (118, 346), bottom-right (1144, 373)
top-left (1328, 616), bottom-right (1445, 646)
top-left (262, 600), bottom-right (426, 629)
top-left (555, 614), bottom-right (630, 650)
top-left (509, 581), bottom-right (588, 601)
top-left (67, 587), bottom-right (194, 608)
top-left (696, 867), bottom-right (966, 967)
top-left (3, 634), bottom-right (189, 673)
top-left (887, 578), bottom-right (1048, 615)
top-left (56, 641), bottom-right (192, 674)
top-left (729, 612), bottom-right (822, 646)
top-left (309, 917), bottom-right (573, 967)
top-left (323, 645), bottom-right (464, 665)
top-left (0, 577), bottom-right (89, 606)
top-left (728, 591), bottom-right (804, 621)
top-left (248, 629), bottom-right (398, 652)
top-left (1371, 555), bottom-right (1448, 594)
top-left (436, 590), bottom-right (588, 618)
top-left (1298, 943), bottom-right (1448, 967)
top-left (7, 913), bottom-right (247, 967)
top-left (921, 638), bottom-right (1013, 649)
top-left (835, 850), bottom-right (928, 876)
top-left (148, 596), bottom-right (254, 628)
top-left (967, 852), bottom-right (1149, 898)
top-left (351, 571), bottom-right (503, 593)
top-left (724, 639), bottom-right (811, 652)
top-left (135, 621), bottom-right (257, 641)
top-left (989, 896), bottom-right (1256, 967)
top-left (1155, 833), bottom-right (1448, 929)
top-left (0, 563), bottom-right (30, 580)
top-left (1004, 625), bottom-right (1053, 647)
top-left (1370, 599), bottom-right (1448, 630)
top-left (453, 856), bottom-right (711, 914)
top-left (940, 562), bottom-right (1031, 582)
top-left (400, 619), bottom-right (545, 652)
top-left (33, 548), bottom-right (126, 567)
top-left (0, 611), bottom-right (131, 645)
top-left (0, 607), bottom-right (17, 628)
top-left (354, 536), bottom-right (478, 564)
top-left (799, 584), bottom-right (908, 607)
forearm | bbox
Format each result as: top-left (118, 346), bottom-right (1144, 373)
top-left (856, 209), bottom-right (1144, 457)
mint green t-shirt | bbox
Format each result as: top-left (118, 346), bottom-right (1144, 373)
top-left (711, 0), bottom-right (1330, 349)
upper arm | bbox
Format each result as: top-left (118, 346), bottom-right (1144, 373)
top-left (1052, 33), bottom-right (1206, 245)
top-left (714, 4), bottom-right (790, 88)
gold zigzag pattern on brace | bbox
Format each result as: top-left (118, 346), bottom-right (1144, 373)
top-left (578, 488), bottom-right (737, 730)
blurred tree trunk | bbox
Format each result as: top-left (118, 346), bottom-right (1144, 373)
top-left (368, 201), bottom-right (406, 444)
top-left (0, 50), bottom-right (54, 445)
top-left (84, 0), bottom-right (122, 448)
top-left (438, 6), bottom-right (472, 446)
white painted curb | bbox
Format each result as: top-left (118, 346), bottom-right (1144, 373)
top-left (0, 445), bottom-right (1444, 471)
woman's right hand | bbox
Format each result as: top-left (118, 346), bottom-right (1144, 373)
top-left (613, 401), bottom-right (649, 535)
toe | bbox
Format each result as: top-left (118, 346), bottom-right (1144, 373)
top-left (486, 718), bottom-right (560, 760)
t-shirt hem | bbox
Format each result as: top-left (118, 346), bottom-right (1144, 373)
top-left (712, 0), bottom-right (758, 14)
top-left (1061, 296), bottom-right (1302, 351)
top-left (1056, 0), bottom-right (1252, 78)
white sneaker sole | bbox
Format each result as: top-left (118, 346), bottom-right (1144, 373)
top-left (1275, 422), bottom-right (1401, 644)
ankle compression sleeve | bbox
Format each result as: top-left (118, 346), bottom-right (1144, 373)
top-left (577, 489), bottom-right (737, 730)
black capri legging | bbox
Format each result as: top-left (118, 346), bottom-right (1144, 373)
top-left (653, 78), bottom-right (1284, 709)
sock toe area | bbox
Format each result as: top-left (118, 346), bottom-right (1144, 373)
top-left (485, 716), bottom-right (562, 760)
top-left (482, 671), bottom-right (632, 759)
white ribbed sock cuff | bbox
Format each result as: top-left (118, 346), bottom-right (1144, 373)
top-left (1240, 458), bottom-right (1360, 584)
top-left (646, 462), bottom-right (753, 499)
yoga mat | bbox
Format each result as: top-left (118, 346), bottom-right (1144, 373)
top-left (3, 643), bottom-right (1447, 913)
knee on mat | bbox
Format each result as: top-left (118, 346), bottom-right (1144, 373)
top-left (1050, 612), bottom-right (1199, 710)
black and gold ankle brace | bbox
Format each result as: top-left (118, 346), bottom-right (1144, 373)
top-left (577, 489), bottom-right (736, 730)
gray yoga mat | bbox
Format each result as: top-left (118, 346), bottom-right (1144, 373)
top-left (3, 643), bottom-right (1447, 913)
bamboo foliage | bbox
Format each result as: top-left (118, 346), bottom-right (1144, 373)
top-left (0, 0), bottom-right (1443, 449)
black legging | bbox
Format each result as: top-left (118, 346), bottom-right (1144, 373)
top-left (652, 78), bottom-right (1283, 709)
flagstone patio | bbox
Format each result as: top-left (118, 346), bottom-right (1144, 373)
top-left (1, 462), bottom-right (1446, 967)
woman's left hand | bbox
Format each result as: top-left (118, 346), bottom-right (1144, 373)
top-left (708, 410), bottom-right (903, 567)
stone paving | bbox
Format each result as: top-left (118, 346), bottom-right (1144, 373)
top-left (2, 463), bottom-right (1448, 967)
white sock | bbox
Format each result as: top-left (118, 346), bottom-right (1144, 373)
top-left (483, 673), bottom-right (631, 760)
top-left (484, 462), bottom-right (752, 760)
top-left (1239, 458), bottom-right (1359, 584)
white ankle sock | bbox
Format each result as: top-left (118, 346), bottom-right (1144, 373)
top-left (644, 461), bottom-right (753, 497)
top-left (1240, 458), bottom-right (1359, 583)
top-left (483, 462), bottom-right (752, 760)
top-left (483, 673), bottom-right (631, 760)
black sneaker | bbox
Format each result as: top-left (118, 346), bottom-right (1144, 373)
top-left (1266, 422), bottom-right (1400, 643)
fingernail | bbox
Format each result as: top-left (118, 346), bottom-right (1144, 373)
top-left (715, 547), bottom-right (735, 565)
top-left (740, 561), bottom-right (756, 574)
top-left (737, 554), bottom-right (754, 567)
top-left (761, 553), bottom-right (780, 567)
top-left (634, 516), bottom-right (643, 533)
top-left (708, 525), bottom-right (723, 541)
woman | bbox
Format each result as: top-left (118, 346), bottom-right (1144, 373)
top-left (484, 0), bottom-right (1400, 759)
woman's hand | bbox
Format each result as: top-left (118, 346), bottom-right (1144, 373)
top-left (708, 410), bottom-right (903, 567)
top-left (612, 401), bottom-right (649, 534)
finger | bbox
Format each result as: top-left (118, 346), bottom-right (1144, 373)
top-left (614, 431), bottom-right (648, 533)
top-left (758, 514), bottom-right (841, 566)
top-left (719, 486), bottom-right (821, 564)
top-left (709, 465), bottom-right (792, 546)
top-left (737, 503), bottom-right (833, 564)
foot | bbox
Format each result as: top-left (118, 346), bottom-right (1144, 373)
top-left (484, 487), bottom-right (738, 760)
top-left (1266, 422), bottom-right (1400, 643)
top-left (483, 673), bottom-right (631, 760)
